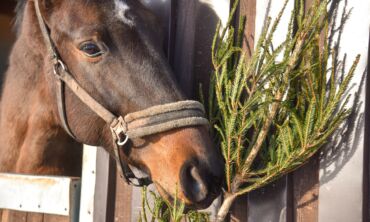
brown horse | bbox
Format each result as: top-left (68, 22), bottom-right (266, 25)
top-left (0, 0), bottom-right (224, 216)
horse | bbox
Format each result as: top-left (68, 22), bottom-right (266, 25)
top-left (0, 0), bottom-right (224, 219)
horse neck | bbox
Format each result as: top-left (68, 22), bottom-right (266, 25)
top-left (0, 3), bottom-right (82, 175)
top-left (1, 4), bottom-right (55, 127)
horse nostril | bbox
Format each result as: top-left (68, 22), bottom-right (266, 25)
top-left (181, 163), bottom-right (209, 203)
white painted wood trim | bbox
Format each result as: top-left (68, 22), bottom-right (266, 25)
top-left (79, 145), bottom-right (111, 222)
top-left (0, 173), bottom-right (80, 216)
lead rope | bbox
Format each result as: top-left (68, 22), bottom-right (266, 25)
top-left (33, 0), bottom-right (209, 187)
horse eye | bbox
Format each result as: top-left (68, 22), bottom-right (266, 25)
top-left (79, 42), bottom-right (104, 57)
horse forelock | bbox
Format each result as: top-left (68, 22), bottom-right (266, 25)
top-left (114, 0), bottom-right (135, 27)
top-left (14, 0), bottom-right (136, 35)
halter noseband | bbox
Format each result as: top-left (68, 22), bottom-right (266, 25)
top-left (33, 0), bottom-right (209, 186)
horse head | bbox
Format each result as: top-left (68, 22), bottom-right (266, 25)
top-left (31, 0), bottom-right (224, 208)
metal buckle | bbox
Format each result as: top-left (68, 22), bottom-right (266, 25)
top-left (117, 134), bottom-right (129, 146)
top-left (110, 116), bottom-right (129, 146)
top-left (53, 59), bottom-right (66, 76)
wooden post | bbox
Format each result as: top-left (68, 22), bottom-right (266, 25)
top-left (291, 1), bottom-right (320, 221)
top-left (243, 2), bottom-right (295, 222)
top-left (79, 146), bottom-right (115, 222)
top-left (230, 0), bottom-right (256, 221)
top-left (172, 0), bottom-right (197, 98)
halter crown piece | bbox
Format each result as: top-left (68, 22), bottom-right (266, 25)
top-left (33, 0), bottom-right (209, 186)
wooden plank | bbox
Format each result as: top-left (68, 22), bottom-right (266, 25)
top-left (230, 195), bottom-right (248, 222)
top-left (26, 213), bottom-right (44, 222)
top-left (292, 157), bottom-right (319, 222)
top-left (230, 1), bottom-right (256, 221)
top-left (140, 0), bottom-right (171, 58)
top-left (114, 176), bottom-right (132, 222)
top-left (79, 146), bottom-right (113, 222)
top-left (238, 0), bottom-right (256, 59)
top-left (43, 214), bottom-right (68, 222)
top-left (318, 1), bottom-right (369, 221)
top-left (172, 0), bottom-right (230, 99)
top-left (1, 210), bottom-right (27, 222)
top-left (192, 0), bottom-right (230, 100)
top-left (131, 186), bottom-right (144, 221)
top-left (0, 173), bottom-right (80, 216)
top-left (172, 0), bottom-right (197, 98)
top-left (167, 0), bottom-right (178, 66)
top-left (244, 2), bottom-right (295, 222)
top-left (291, 1), bottom-right (320, 221)
top-left (247, 178), bottom-right (290, 222)
top-left (105, 158), bottom-right (117, 222)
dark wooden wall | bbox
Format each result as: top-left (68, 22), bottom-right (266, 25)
top-left (0, 0), bottom-right (368, 222)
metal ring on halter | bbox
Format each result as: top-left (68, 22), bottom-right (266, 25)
top-left (117, 134), bottom-right (129, 146)
top-left (53, 59), bottom-right (66, 76)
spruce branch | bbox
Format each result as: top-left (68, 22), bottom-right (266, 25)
top-left (211, 0), bottom-right (359, 220)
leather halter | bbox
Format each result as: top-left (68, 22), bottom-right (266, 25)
top-left (33, 0), bottom-right (209, 186)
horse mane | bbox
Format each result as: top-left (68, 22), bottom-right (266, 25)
top-left (13, 0), bottom-right (27, 36)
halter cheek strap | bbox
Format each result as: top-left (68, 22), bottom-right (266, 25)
top-left (33, 0), bottom-right (209, 187)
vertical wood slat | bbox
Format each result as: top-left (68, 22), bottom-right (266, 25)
top-left (248, 177), bottom-right (288, 222)
top-left (230, 195), bottom-right (248, 222)
top-left (173, 0), bottom-right (230, 99)
top-left (1, 211), bottom-right (27, 222)
top-left (42, 214), bottom-right (68, 222)
top-left (26, 213), bottom-right (44, 222)
top-left (292, 157), bottom-right (319, 222)
top-left (247, 178), bottom-right (290, 222)
top-left (245, 2), bottom-right (295, 222)
top-left (172, 0), bottom-right (197, 98)
top-left (105, 161), bottom-right (116, 222)
top-left (167, 0), bottom-right (177, 67)
top-left (114, 175), bottom-right (132, 222)
top-left (229, 1), bottom-right (256, 221)
top-left (79, 146), bottom-right (114, 222)
top-left (192, 0), bottom-right (226, 100)
top-left (238, 0), bottom-right (256, 59)
top-left (291, 1), bottom-right (320, 222)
